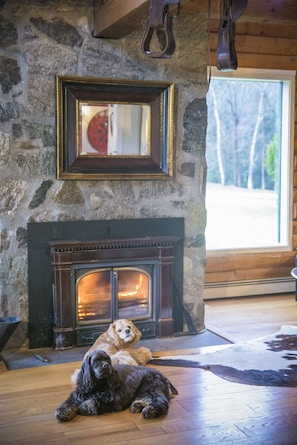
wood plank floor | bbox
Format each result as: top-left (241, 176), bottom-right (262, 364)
top-left (205, 293), bottom-right (297, 342)
top-left (1, 294), bottom-right (297, 444)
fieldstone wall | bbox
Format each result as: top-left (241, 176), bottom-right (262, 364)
top-left (0, 0), bottom-right (208, 348)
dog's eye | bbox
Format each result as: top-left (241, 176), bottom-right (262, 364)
top-left (117, 329), bottom-right (122, 333)
top-left (127, 326), bottom-right (131, 330)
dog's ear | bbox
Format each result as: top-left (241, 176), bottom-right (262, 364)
top-left (107, 322), bottom-right (121, 347)
top-left (130, 321), bottom-right (142, 345)
top-left (77, 354), bottom-right (95, 393)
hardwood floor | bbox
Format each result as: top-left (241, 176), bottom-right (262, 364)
top-left (205, 293), bottom-right (297, 342)
top-left (1, 294), bottom-right (297, 444)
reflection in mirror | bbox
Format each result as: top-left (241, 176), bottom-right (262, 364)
top-left (79, 103), bottom-right (150, 156)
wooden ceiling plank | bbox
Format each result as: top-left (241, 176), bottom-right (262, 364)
top-left (210, 32), bottom-right (297, 57)
top-left (209, 50), bottom-right (297, 71)
top-left (210, 19), bottom-right (297, 40)
top-left (182, 0), bottom-right (297, 22)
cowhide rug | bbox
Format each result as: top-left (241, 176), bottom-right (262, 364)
top-left (150, 325), bottom-right (297, 387)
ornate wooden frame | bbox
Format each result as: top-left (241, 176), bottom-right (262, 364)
top-left (56, 76), bottom-right (174, 180)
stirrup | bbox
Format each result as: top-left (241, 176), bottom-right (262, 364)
top-left (141, 0), bottom-right (180, 59)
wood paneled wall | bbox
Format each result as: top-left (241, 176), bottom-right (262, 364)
top-left (205, 17), bottom-right (297, 286)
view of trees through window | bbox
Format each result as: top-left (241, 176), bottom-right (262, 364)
top-left (205, 70), bottom-right (293, 251)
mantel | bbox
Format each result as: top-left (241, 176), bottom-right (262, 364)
top-left (93, 0), bottom-right (297, 39)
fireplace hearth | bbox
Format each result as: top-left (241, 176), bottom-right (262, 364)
top-left (28, 218), bottom-right (184, 349)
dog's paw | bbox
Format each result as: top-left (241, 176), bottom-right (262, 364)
top-left (142, 401), bottom-right (169, 419)
top-left (130, 399), bottom-right (146, 413)
top-left (133, 347), bottom-right (152, 365)
top-left (141, 405), bottom-right (159, 419)
top-left (55, 406), bottom-right (76, 422)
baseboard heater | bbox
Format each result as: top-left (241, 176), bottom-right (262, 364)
top-left (203, 277), bottom-right (295, 300)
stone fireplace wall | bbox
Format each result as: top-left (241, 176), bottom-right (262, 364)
top-left (0, 0), bottom-right (208, 348)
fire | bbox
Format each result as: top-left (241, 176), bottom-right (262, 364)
top-left (76, 269), bottom-right (149, 322)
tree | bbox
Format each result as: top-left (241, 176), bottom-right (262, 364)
top-left (265, 134), bottom-right (278, 188)
top-left (227, 86), bottom-right (241, 186)
top-left (247, 85), bottom-right (267, 190)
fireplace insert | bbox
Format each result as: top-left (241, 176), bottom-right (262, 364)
top-left (28, 218), bottom-right (184, 348)
top-left (49, 236), bottom-right (179, 349)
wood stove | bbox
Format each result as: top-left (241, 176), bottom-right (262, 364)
top-left (49, 236), bottom-right (179, 349)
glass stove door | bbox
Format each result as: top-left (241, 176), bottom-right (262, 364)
top-left (76, 266), bottom-right (152, 325)
top-left (115, 267), bottom-right (152, 320)
top-left (76, 269), bottom-right (112, 324)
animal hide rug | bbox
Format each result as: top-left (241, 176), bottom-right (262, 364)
top-left (150, 325), bottom-right (297, 387)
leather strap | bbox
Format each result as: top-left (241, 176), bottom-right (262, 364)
top-left (216, 16), bottom-right (238, 71)
top-left (231, 0), bottom-right (248, 21)
top-left (216, 0), bottom-right (238, 71)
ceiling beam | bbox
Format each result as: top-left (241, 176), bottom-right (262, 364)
top-left (93, 0), bottom-right (149, 39)
top-left (93, 0), bottom-right (204, 38)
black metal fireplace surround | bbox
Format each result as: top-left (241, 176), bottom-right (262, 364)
top-left (27, 218), bottom-right (184, 349)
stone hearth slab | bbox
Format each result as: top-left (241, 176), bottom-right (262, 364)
top-left (1, 330), bottom-right (230, 370)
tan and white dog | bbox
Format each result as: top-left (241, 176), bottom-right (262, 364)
top-left (72, 319), bottom-right (152, 384)
top-left (85, 319), bottom-right (152, 366)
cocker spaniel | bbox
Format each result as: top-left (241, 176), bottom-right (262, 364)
top-left (84, 319), bottom-right (152, 366)
top-left (56, 350), bottom-right (178, 422)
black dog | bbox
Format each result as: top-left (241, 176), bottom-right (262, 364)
top-left (55, 350), bottom-right (178, 422)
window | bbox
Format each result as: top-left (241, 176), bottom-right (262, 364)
top-left (206, 68), bottom-right (295, 252)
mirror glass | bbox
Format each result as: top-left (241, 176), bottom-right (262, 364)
top-left (79, 102), bottom-right (151, 156)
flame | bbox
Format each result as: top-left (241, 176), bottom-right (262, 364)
top-left (77, 270), bottom-right (148, 321)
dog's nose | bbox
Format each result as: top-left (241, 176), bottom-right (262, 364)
top-left (125, 329), bottom-right (130, 334)
top-left (102, 362), bottom-right (109, 368)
